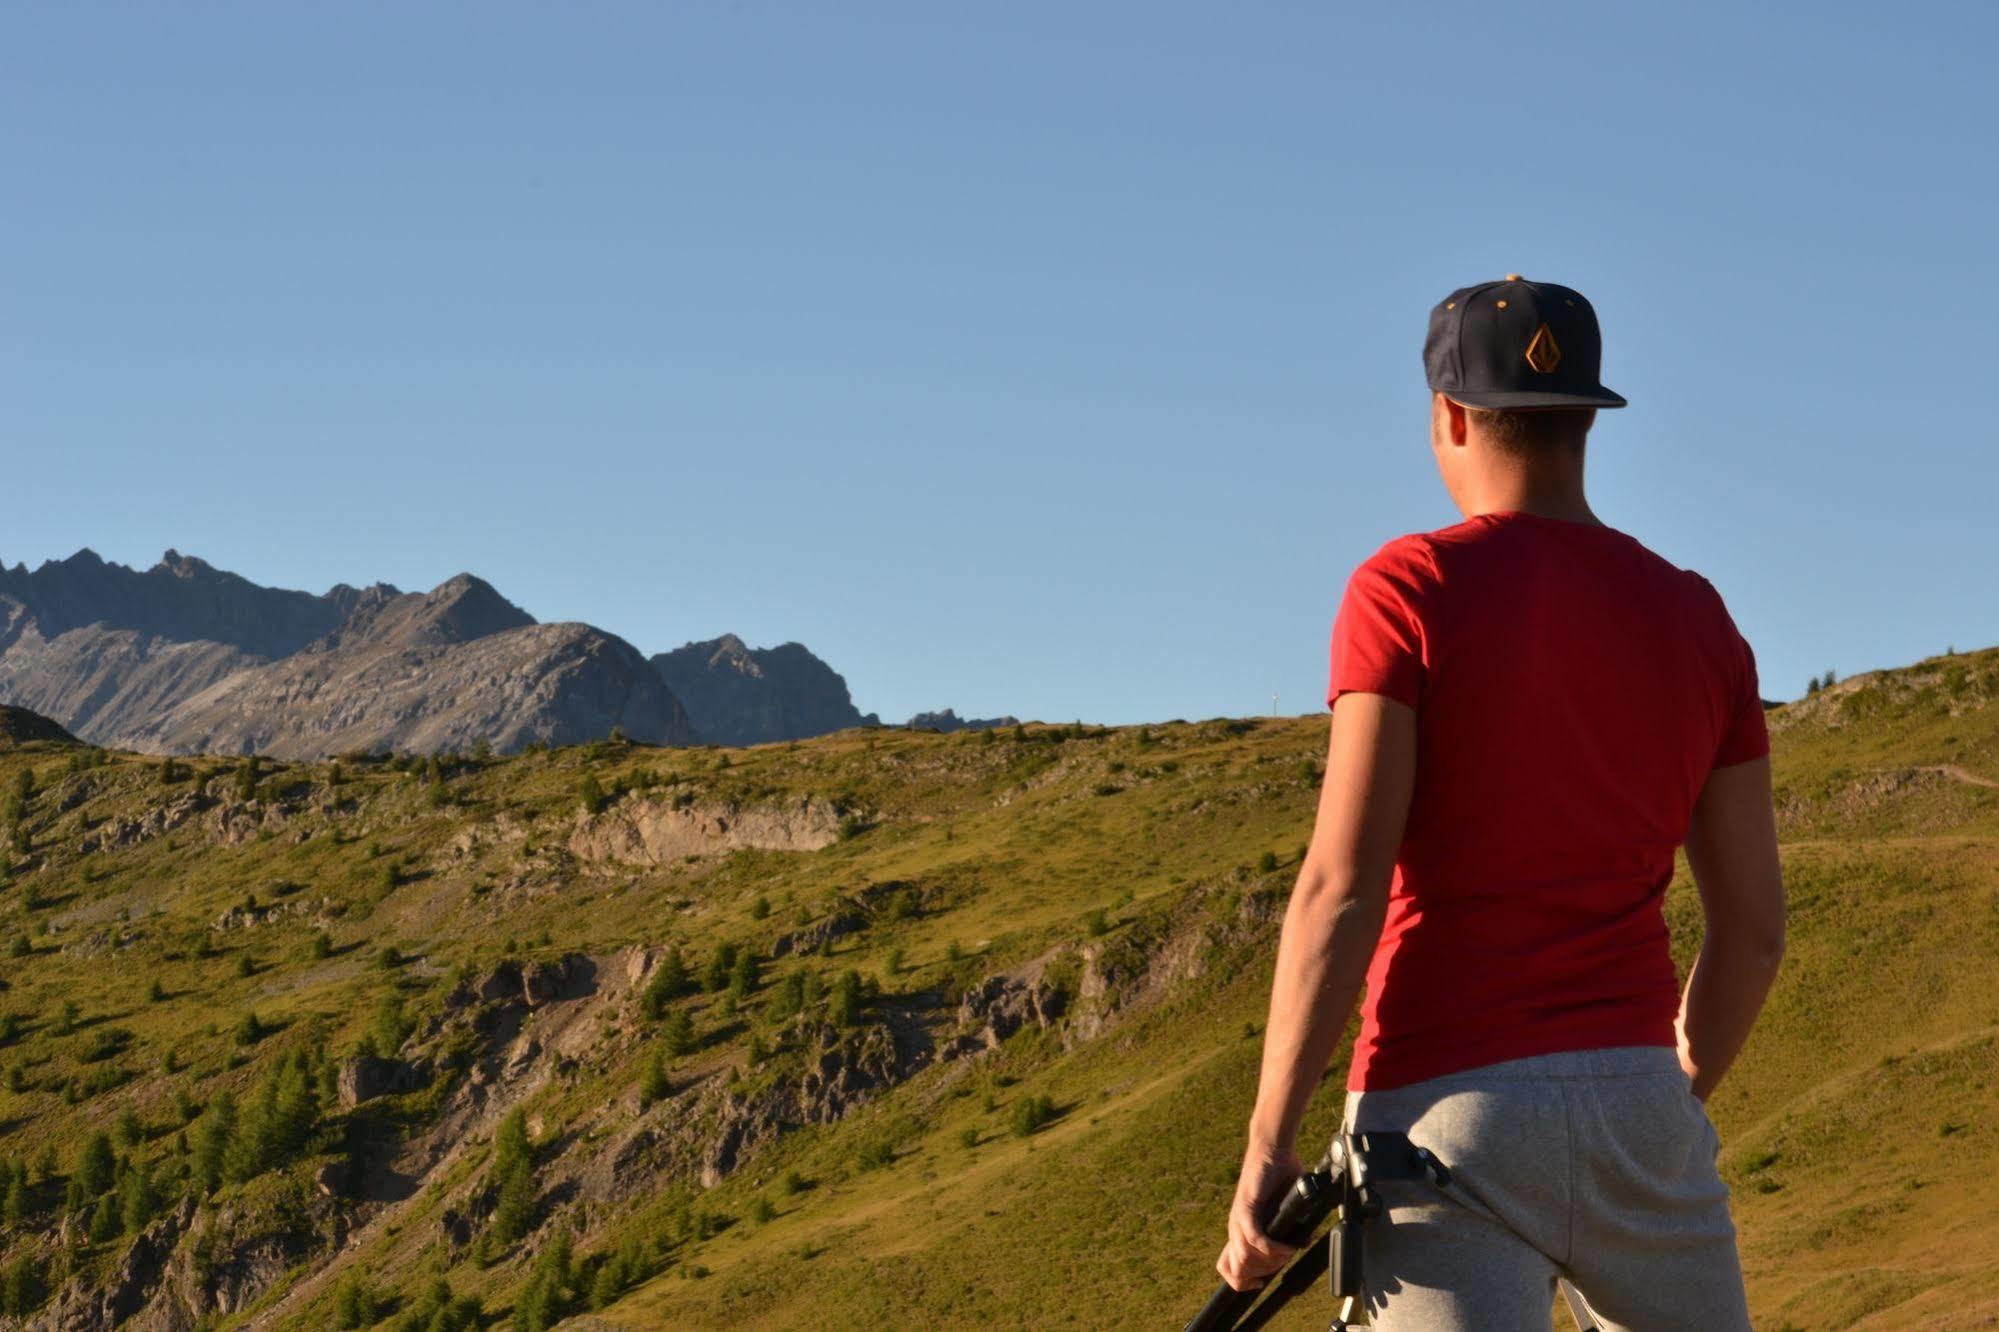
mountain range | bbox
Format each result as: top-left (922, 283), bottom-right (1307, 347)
top-left (0, 550), bottom-right (1002, 758)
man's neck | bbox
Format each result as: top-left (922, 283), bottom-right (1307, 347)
top-left (1459, 459), bottom-right (1599, 524)
top-left (1464, 487), bottom-right (1601, 525)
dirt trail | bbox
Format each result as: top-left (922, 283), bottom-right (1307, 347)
top-left (1918, 764), bottom-right (1999, 790)
top-left (1728, 1022), bottom-right (1999, 1150)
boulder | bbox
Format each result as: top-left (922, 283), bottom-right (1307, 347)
top-left (336, 1054), bottom-right (420, 1107)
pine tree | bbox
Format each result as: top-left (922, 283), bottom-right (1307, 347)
top-left (764, 971), bottom-right (805, 1023)
top-left (638, 1048), bottom-right (669, 1109)
top-left (1, 1254), bottom-right (44, 1317)
top-left (512, 1229), bottom-right (574, 1331)
top-left (86, 1195), bottom-right (120, 1242)
top-left (488, 1108), bottom-right (537, 1244)
top-left (114, 1107), bottom-right (144, 1147)
top-left (2, 1167), bottom-right (26, 1225)
top-left (638, 945), bottom-right (690, 1020)
top-left (226, 1053), bottom-right (320, 1183)
top-left (702, 942), bottom-right (737, 994)
top-left (660, 1010), bottom-right (696, 1058)
top-left (192, 1090), bottom-right (236, 1194)
top-left (588, 1258), bottom-right (623, 1310)
top-left (828, 969), bottom-right (864, 1027)
top-left (65, 1133), bottom-right (116, 1212)
top-left (332, 1271), bottom-right (376, 1329)
top-left (371, 994), bottom-right (411, 1056)
top-left (728, 948), bottom-right (760, 1000)
top-left (118, 1158), bottom-right (161, 1235)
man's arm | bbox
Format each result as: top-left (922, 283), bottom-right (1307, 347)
top-left (1214, 692), bottom-right (1416, 1292)
top-left (1677, 754), bottom-right (1786, 1101)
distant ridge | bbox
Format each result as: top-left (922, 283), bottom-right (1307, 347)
top-left (0, 550), bottom-right (690, 758)
top-left (1, 548), bottom-right (1015, 757)
top-left (0, 703), bottom-right (77, 747)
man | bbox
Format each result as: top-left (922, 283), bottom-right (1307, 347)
top-left (1212, 276), bottom-right (1785, 1330)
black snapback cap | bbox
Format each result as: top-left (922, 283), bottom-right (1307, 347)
top-left (1424, 275), bottom-right (1626, 409)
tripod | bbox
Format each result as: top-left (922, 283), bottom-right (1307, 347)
top-left (1183, 1136), bottom-right (1605, 1331)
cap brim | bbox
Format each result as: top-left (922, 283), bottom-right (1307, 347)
top-left (1443, 386), bottom-right (1628, 410)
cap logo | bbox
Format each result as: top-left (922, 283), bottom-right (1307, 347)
top-left (1524, 323), bottom-right (1562, 374)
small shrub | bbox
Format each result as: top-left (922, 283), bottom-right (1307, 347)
top-left (1011, 1093), bottom-right (1056, 1138)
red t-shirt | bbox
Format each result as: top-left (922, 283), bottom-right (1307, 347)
top-left (1327, 510), bottom-right (1768, 1091)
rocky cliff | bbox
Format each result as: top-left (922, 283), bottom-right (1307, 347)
top-left (649, 634), bottom-right (877, 746)
top-left (0, 552), bottom-right (694, 757)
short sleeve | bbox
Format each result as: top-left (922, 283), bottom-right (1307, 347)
top-left (1326, 542), bottom-right (1432, 711)
top-left (1712, 626), bottom-right (1769, 768)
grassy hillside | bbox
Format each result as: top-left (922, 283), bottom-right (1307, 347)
top-left (0, 646), bottom-right (1995, 1331)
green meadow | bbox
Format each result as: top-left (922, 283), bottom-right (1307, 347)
top-left (0, 645), bottom-right (1995, 1330)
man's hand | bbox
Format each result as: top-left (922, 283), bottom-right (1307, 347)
top-left (1215, 1141), bottom-right (1304, 1292)
top-left (1211, 694), bottom-right (1414, 1294)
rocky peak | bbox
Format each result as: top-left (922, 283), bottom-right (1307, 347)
top-left (650, 635), bottom-right (871, 746)
top-left (0, 548), bottom-right (349, 658)
top-left (411, 574), bottom-right (535, 644)
top-left (323, 574), bottom-right (536, 651)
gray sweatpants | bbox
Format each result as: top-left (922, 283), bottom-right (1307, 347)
top-left (1340, 1046), bottom-right (1751, 1331)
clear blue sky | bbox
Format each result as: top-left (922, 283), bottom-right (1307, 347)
top-left (5, 2), bottom-right (1993, 725)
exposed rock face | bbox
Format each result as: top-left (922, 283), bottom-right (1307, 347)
top-left (568, 793), bottom-right (845, 865)
top-left (0, 551), bottom-right (696, 758)
top-left (951, 973), bottom-right (1069, 1053)
top-left (699, 1020), bottom-right (921, 1187)
top-left (0, 623), bottom-right (259, 745)
top-left (130, 618), bottom-right (692, 760)
top-left (337, 1054), bottom-right (423, 1107)
top-left (0, 547), bottom-right (353, 658)
top-left (649, 633), bottom-right (877, 746)
top-left (904, 707), bottom-right (1021, 733)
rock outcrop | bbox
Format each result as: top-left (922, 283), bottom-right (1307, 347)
top-left (336, 1054), bottom-right (424, 1107)
top-left (649, 634), bottom-right (877, 746)
top-left (903, 707), bottom-right (1020, 732)
top-left (568, 793), bottom-right (845, 865)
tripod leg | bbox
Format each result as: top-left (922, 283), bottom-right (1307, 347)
top-left (1558, 1279), bottom-right (1600, 1331)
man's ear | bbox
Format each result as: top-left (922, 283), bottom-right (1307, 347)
top-left (1432, 393), bottom-right (1470, 448)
